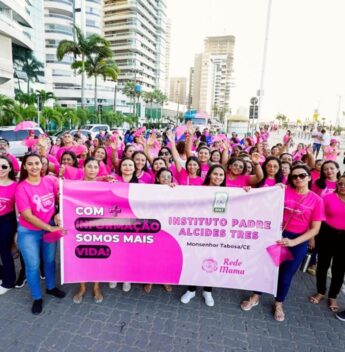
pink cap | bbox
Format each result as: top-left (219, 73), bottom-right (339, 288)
top-left (330, 138), bottom-right (337, 144)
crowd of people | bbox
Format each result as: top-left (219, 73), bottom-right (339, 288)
top-left (0, 123), bottom-right (344, 322)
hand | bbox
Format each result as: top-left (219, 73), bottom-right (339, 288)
top-left (59, 165), bottom-right (66, 178)
top-left (251, 152), bottom-right (260, 164)
top-left (243, 186), bottom-right (251, 192)
top-left (110, 142), bottom-right (118, 150)
top-left (168, 182), bottom-right (177, 188)
top-left (54, 213), bottom-right (61, 227)
top-left (166, 130), bottom-right (175, 142)
top-left (277, 238), bottom-right (296, 247)
top-left (47, 225), bottom-right (63, 233)
top-left (308, 238), bottom-right (315, 250)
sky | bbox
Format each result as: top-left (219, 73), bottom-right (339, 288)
top-left (166, 0), bottom-right (345, 124)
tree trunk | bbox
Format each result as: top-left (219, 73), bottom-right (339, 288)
top-left (94, 75), bottom-right (99, 122)
top-left (81, 55), bottom-right (85, 109)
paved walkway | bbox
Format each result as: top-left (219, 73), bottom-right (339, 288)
top-left (0, 263), bottom-right (344, 352)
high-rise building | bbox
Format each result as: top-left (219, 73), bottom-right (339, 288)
top-left (192, 35), bottom-right (235, 116)
top-left (0, 0), bottom-right (33, 96)
top-left (169, 77), bottom-right (187, 105)
top-left (103, 0), bottom-right (168, 92)
top-left (44, 0), bottom-right (113, 107)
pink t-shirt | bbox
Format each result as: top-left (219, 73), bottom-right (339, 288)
top-left (105, 146), bottom-right (115, 170)
top-left (310, 170), bottom-right (320, 184)
top-left (177, 168), bottom-right (203, 186)
top-left (63, 165), bottom-right (84, 180)
top-left (312, 179), bottom-right (337, 197)
top-left (282, 176), bottom-right (288, 185)
top-left (283, 135), bottom-right (290, 145)
top-left (260, 177), bottom-right (277, 187)
top-left (323, 146), bottom-right (338, 161)
top-left (0, 181), bottom-right (17, 216)
top-left (283, 187), bottom-right (325, 234)
top-left (226, 175), bottom-right (251, 188)
top-left (16, 176), bottom-right (58, 230)
top-left (49, 145), bottom-right (60, 157)
top-left (200, 164), bottom-right (210, 179)
top-left (322, 192), bottom-right (345, 230)
top-left (98, 161), bottom-right (111, 177)
top-left (137, 171), bottom-right (153, 184)
top-left (56, 146), bottom-right (75, 162)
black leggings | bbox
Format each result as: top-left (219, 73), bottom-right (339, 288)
top-left (0, 212), bottom-right (17, 288)
top-left (316, 222), bottom-right (345, 299)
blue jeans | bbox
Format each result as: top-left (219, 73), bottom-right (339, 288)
top-left (275, 230), bottom-right (308, 302)
top-left (17, 225), bottom-right (57, 300)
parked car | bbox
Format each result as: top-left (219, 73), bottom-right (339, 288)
top-left (0, 126), bottom-right (45, 157)
top-left (51, 129), bottom-right (92, 143)
top-left (80, 124), bottom-right (110, 139)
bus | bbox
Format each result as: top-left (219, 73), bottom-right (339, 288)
top-left (183, 110), bottom-right (209, 130)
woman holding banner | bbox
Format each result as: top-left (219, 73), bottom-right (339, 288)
top-left (73, 157), bottom-right (104, 303)
top-left (241, 165), bottom-right (325, 322)
top-left (0, 156), bottom-right (17, 295)
top-left (180, 164), bottom-right (227, 307)
top-left (15, 153), bottom-right (65, 315)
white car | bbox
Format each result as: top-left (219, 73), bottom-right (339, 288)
top-left (0, 126), bottom-right (45, 157)
top-left (80, 124), bottom-right (110, 139)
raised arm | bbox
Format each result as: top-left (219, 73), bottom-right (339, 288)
top-left (248, 152), bottom-right (264, 186)
top-left (166, 130), bottom-right (182, 172)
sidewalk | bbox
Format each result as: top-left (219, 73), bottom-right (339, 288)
top-left (0, 266), bottom-right (344, 351)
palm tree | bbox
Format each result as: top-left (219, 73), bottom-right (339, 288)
top-left (13, 50), bottom-right (44, 94)
top-left (36, 90), bottom-right (55, 107)
top-left (15, 92), bottom-right (37, 106)
top-left (152, 89), bottom-right (167, 120)
top-left (0, 95), bottom-right (15, 125)
top-left (123, 82), bottom-right (136, 114)
top-left (80, 56), bottom-right (119, 112)
top-left (57, 25), bottom-right (113, 109)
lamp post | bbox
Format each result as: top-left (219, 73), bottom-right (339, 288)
top-left (257, 0), bottom-right (273, 128)
top-left (176, 79), bottom-right (180, 125)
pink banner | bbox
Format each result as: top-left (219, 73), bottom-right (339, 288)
top-left (61, 181), bottom-right (284, 294)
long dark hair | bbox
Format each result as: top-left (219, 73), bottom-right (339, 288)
top-left (287, 164), bottom-right (312, 189)
top-left (257, 156), bottom-right (283, 187)
top-left (118, 157), bottom-right (138, 183)
top-left (19, 153), bottom-right (42, 182)
top-left (93, 146), bottom-right (108, 164)
top-left (0, 156), bottom-right (16, 181)
top-left (185, 156), bottom-right (201, 176)
top-left (61, 151), bottom-right (78, 168)
top-left (203, 164), bottom-right (226, 187)
top-left (315, 160), bottom-right (340, 189)
top-left (132, 151), bottom-right (149, 172)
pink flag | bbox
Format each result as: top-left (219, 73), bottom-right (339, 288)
top-left (175, 125), bottom-right (187, 139)
top-left (266, 244), bottom-right (293, 266)
top-left (43, 230), bottom-right (65, 243)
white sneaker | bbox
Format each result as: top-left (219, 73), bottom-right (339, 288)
top-left (202, 291), bottom-right (214, 307)
top-left (108, 282), bottom-right (117, 289)
top-left (180, 290), bottom-right (196, 304)
top-left (0, 286), bottom-right (11, 295)
top-left (122, 283), bottom-right (131, 292)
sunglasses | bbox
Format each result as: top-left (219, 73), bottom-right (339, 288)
top-left (232, 163), bottom-right (244, 169)
top-left (160, 151), bottom-right (170, 156)
top-left (0, 164), bottom-right (9, 170)
top-left (291, 173), bottom-right (308, 180)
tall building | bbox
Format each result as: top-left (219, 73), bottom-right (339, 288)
top-left (103, 0), bottom-right (169, 92)
top-left (169, 77), bottom-right (187, 105)
top-left (44, 0), bottom-right (113, 107)
top-left (0, 0), bottom-right (33, 96)
top-left (191, 35), bottom-right (235, 116)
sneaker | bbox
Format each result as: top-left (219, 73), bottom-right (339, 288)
top-left (46, 288), bottom-right (66, 299)
top-left (15, 276), bottom-right (27, 289)
top-left (122, 283), bottom-right (131, 292)
top-left (181, 290), bottom-right (196, 304)
top-left (109, 282), bottom-right (117, 289)
top-left (32, 299), bottom-right (43, 315)
top-left (0, 286), bottom-right (11, 295)
top-left (336, 310), bottom-right (345, 322)
top-left (202, 291), bottom-right (214, 307)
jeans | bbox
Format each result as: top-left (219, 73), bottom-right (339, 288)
top-left (0, 212), bottom-right (17, 288)
top-left (17, 225), bottom-right (57, 300)
top-left (275, 230), bottom-right (308, 302)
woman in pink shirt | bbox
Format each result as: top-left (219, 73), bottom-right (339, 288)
top-left (257, 156), bottom-right (283, 187)
top-left (167, 131), bottom-right (203, 186)
top-left (181, 165), bottom-right (227, 307)
top-left (323, 139), bottom-right (340, 161)
top-left (312, 160), bottom-right (340, 197)
top-left (309, 175), bottom-right (345, 311)
top-left (92, 146), bottom-right (112, 176)
top-left (281, 161), bottom-right (291, 184)
top-left (310, 159), bottom-right (323, 184)
top-left (132, 151), bottom-right (152, 184)
top-left (241, 165), bottom-right (325, 322)
top-left (0, 156), bottom-right (17, 295)
top-left (15, 153), bottom-right (65, 315)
